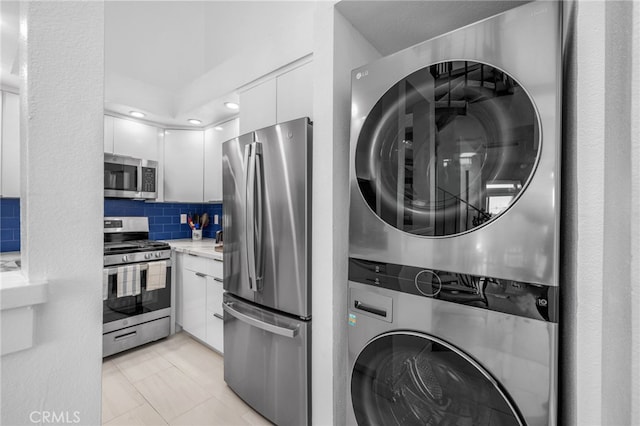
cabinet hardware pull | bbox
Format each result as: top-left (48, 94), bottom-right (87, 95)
top-left (214, 277), bottom-right (223, 283)
top-left (195, 272), bottom-right (207, 278)
top-left (214, 313), bottom-right (223, 320)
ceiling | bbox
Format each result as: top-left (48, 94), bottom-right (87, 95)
top-left (1, 1), bottom-right (530, 129)
top-left (0, 1), bottom-right (316, 129)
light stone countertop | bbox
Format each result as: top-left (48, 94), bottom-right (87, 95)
top-left (163, 238), bottom-right (223, 261)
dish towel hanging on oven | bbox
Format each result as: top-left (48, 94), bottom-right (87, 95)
top-left (146, 261), bottom-right (167, 291)
top-left (117, 264), bottom-right (141, 297)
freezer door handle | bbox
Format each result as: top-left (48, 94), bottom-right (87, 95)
top-left (223, 301), bottom-right (299, 338)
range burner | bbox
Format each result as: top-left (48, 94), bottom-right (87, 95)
top-left (103, 217), bottom-right (172, 266)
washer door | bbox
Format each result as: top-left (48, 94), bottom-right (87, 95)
top-left (351, 332), bottom-right (523, 426)
top-left (355, 61), bottom-right (540, 237)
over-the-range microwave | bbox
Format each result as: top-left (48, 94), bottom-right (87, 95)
top-left (104, 153), bottom-right (158, 200)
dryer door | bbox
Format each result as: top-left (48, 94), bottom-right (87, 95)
top-left (355, 61), bottom-right (540, 237)
top-left (351, 331), bottom-right (523, 426)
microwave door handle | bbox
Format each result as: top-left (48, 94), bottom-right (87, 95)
top-left (244, 143), bottom-right (257, 291)
top-left (136, 163), bottom-right (143, 193)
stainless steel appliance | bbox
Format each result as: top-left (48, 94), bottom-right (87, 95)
top-left (222, 117), bottom-right (312, 426)
top-left (347, 260), bottom-right (558, 426)
top-left (348, 2), bottom-right (561, 425)
top-left (104, 153), bottom-right (158, 199)
top-left (103, 217), bottom-right (172, 357)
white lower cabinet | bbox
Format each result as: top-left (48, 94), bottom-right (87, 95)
top-left (176, 251), bottom-right (224, 353)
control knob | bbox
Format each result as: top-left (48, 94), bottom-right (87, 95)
top-left (144, 253), bottom-right (152, 260)
top-left (122, 255), bottom-right (128, 262)
top-left (155, 252), bottom-right (162, 258)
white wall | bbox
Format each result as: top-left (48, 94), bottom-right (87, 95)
top-left (311, 3), bottom-right (381, 425)
top-left (562, 1), bottom-right (640, 424)
top-left (0, 2), bottom-right (104, 425)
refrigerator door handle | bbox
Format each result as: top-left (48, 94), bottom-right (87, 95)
top-left (245, 142), bottom-right (264, 293)
top-left (254, 142), bottom-right (264, 285)
top-left (223, 301), bottom-right (299, 338)
top-left (244, 143), bottom-right (257, 291)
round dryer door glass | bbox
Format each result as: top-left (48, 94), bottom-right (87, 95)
top-left (351, 332), bottom-right (523, 425)
top-left (355, 61), bottom-right (540, 236)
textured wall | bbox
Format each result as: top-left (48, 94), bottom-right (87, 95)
top-left (311, 5), bottom-right (381, 425)
top-left (0, 2), bottom-right (104, 425)
top-left (562, 1), bottom-right (640, 425)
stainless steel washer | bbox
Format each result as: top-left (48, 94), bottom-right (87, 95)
top-left (347, 2), bottom-right (561, 425)
top-left (346, 267), bottom-right (558, 426)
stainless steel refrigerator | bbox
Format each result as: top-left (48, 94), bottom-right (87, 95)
top-left (222, 117), bottom-right (311, 426)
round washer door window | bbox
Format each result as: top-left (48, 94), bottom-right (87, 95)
top-left (355, 61), bottom-right (540, 236)
top-left (351, 332), bottom-right (523, 426)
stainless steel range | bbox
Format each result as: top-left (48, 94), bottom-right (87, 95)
top-left (103, 217), bottom-right (172, 357)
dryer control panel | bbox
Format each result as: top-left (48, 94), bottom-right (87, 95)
top-left (348, 257), bottom-right (558, 323)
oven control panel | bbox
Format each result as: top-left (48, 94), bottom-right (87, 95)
top-left (104, 250), bottom-right (171, 267)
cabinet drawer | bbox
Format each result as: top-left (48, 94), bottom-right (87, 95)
top-left (206, 278), bottom-right (224, 315)
top-left (206, 310), bottom-right (224, 353)
top-left (211, 258), bottom-right (223, 279)
top-left (183, 253), bottom-right (217, 276)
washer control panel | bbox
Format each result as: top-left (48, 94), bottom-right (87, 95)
top-left (348, 257), bottom-right (558, 323)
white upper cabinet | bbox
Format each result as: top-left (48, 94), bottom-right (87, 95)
top-left (1, 91), bottom-right (20, 198)
top-left (113, 117), bottom-right (160, 161)
top-left (104, 115), bottom-right (114, 153)
top-left (239, 78), bottom-right (277, 135)
top-left (204, 118), bottom-right (239, 202)
top-left (276, 61), bottom-right (313, 123)
top-left (238, 59), bottom-right (313, 135)
top-left (164, 129), bottom-right (204, 202)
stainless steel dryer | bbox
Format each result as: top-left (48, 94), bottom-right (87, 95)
top-left (347, 2), bottom-right (561, 425)
top-left (349, 1), bottom-right (562, 286)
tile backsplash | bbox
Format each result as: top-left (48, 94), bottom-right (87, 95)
top-left (104, 199), bottom-right (223, 241)
top-left (0, 198), bottom-right (20, 252)
top-left (0, 198), bottom-right (223, 252)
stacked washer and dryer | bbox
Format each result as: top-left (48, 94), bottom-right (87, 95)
top-left (347, 2), bottom-right (561, 425)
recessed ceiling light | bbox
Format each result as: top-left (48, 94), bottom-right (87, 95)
top-left (188, 119), bottom-right (202, 125)
top-left (130, 111), bottom-right (145, 118)
top-left (214, 126), bottom-right (224, 131)
top-left (224, 102), bottom-right (239, 110)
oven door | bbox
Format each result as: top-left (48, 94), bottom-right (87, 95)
top-left (103, 259), bottom-right (172, 333)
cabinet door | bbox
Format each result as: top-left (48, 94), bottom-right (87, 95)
top-left (239, 79), bottom-right (276, 134)
top-left (181, 268), bottom-right (206, 341)
top-left (164, 129), bottom-right (204, 202)
top-left (205, 276), bottom-right (224, 353)
top-left (1, 91), bottom-right (20, 197)
top-left (276, 61), bottom-right (313, 123)
top-left (104, 115), bottom-right (114, 153)
top-left (113, 117), bottom-right (160, 161)
top-left (204, 118), bottom-right (239, 202)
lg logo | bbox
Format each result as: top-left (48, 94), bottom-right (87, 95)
top-left (356, 70), bottom-right (369, 80)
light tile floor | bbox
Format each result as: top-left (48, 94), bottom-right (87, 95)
top-left (102, 332), bottom-right (273, 426)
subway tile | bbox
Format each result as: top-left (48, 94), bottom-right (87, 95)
top-left (155, 217), bottom-right (172, 224)
top-left (0, 240), bottom-right (19, 252)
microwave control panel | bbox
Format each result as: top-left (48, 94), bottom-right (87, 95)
top-left (141, 167), bottom-right (156, 192)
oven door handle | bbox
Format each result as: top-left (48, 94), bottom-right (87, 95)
top-left (104, 259), bottom-right (172, 275)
